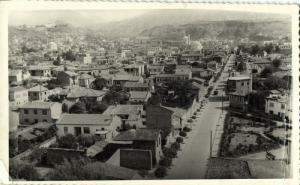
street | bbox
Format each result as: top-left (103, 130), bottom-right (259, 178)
top-left (166, 54), bottom-right (234, 179)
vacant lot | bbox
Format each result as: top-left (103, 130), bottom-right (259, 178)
top-left (229, 133), bottom-right (257, 152)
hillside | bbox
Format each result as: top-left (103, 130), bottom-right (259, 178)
top-left (139, 20), bottom-right (291, 41)
top-left (96, 10), bottom-right (291, 39)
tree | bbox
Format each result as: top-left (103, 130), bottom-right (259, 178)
top-left (264, 43), bottom-right (274, 54)
top-left (248, 91), bottom-right (269, 111)
top-left (47, 159), bottom-right (104, 180)
top-left (272, 58), bottom-right (282, 68)
top-left (88, 102), bottom-right (107, 114)
top-left (57, 134), bottom-right (78, 149)
top-left (237, 62), bottom-right (246, 72)
top-left (77, 134), bottom-right (95, 148)
top-left (91, 78), bottom-right (107, 90)
top-left (147, 94), bottom-right (161, 105)
top-left (154, 166), bottom-right (167, 178)
top-left (260, 66), bottom-right (273, 78)
top-left (69, 101), bottom-right (86, 114)
top-left (48, 94), bottom-right (63, 103)
top-left (250, 44), bottom-right (261, 56)
top-left (10, 160), bottom-right (40, 180)
top-left (62, 50), bottom-right (76, 61)
top-left (264, 76), bottom-right (289, 90)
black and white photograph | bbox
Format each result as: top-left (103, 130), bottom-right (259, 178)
top-left (3, 2), bottom-right (298, 182)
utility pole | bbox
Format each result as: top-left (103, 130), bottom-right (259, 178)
top-left (210, 130), bottom-right (212, 158)
top-left (221, 94), bottom-right (223, 113)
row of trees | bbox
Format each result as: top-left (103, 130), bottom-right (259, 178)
top-left (238, 43), bottom-right (281, 56)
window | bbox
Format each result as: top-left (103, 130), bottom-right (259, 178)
top-left (83, 127), bottom-right (90, 134)
top-left (34, 109), bottom-right (38, 114)
top-left (42, 110), bottom-right (47, 115)
top-left (241, 82), bottom-right (244, 86)
top-left (24, 109), bottom-right (29, 114)
top-left (269, 102), bottom-right (274, 107)
top-left (34, 119), bottom-right (38, 123)
top-left (64, 127), bottom-right (68, 134)
top-left (281, 104), bottom-right (285, 109)
top-left (25, 119), bottom-right (29, 123)
top-left (43, 119), bottom-right (47, 122)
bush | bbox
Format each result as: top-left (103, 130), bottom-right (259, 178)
top-left (183, 127), bottom-right (191, 132)
top-left (187, 119), bottom-right (193, 123)
top-left (10, 160), bottom-right (40, 180)
top-left (171, 142), bottom-right (180, 150)
top-left (57, 134), bottom-right (78, 149)
top-left (163, 147), bottom-right (177, 158)
top-left (176, 137), bottom-right (184, 143)
top-left (77, 134), bottom-right (95, 148)
top-left (154, 166), bottom-right (167, 178)
top-left (179, 131), bottom-right (187, 137)
top-left (159, 157), bottom-right (172, 167)
top-left (191, 116), bottom-right (196, 119)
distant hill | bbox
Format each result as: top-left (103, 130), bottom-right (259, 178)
top-left (139, 20), bottom-right (291, 40)
top-left (96, 10), bottom-right (291, 39)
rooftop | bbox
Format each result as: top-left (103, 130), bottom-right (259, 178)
top-left (9, 86), bottom-right (27, 92)
top-left (123, 82), bottom-right (148, 88)
top-left (67, 87), bottom-right (107, 98)
top-left (79, 73), bottom-right (95, 79)
top-left (20, 101), bottom-right (59, 109)
top-left (228, 76), bottom-right (251, 81)
top-left (129, 91), bottom-right (149, 100)
top-left (104, 104), bottom-right (143, 116)
top-left (114, 129), bottom-right (160, 141)
top-left (57, 114), bottom-right (113, 126)
top-left (28, 85), bottom-right (48, 92)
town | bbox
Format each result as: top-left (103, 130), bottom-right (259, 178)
top-left (8, 10), bottom-right (292, 180)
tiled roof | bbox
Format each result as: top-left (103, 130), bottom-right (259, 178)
top-left (67, 87), bottom-right (106, 98)
top-left (129, 91), bottom-right (149, 99)
top-left (28, 85), bottom-right (48, 92)
top-left (104, 105), bottom-right (143, 115)
top-left (79, 73), bottom-right (95, 79)
top-left (63, 71), bottom-right (78, 77)
top-left (123, 82), bottom-right (148, 88)
top-left (57, 114), bottom-right (113, 126)
top-left (20, 101), bottom-right (58, 109)
top-left (114, 129), bottom-right (160, 141)
top-left (9, 86), bottom-right (27, 92)
top-left (228, 76), bottom-right (251, 81)
top-left (162, 106), bottom-right (187, 118)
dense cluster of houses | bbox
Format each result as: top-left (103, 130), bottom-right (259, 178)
top-left (9, 26), bottom-right (232, 176)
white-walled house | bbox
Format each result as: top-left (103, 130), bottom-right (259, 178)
top-left (265, 93), bottom-right (292, 121)
top-left (56, 114), bottom-right (122, 141)
top-left (9, 87), bottom-right (29, 107)
top-left (19, 101), bottom-right (62, 125)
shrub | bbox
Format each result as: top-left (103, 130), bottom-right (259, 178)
top-left (176, 137), bottom-right (184, 143)
top-left (179, 131), bottom-right (187, 137)
top-left (187, 119), bottom-right (193, 123)
top-left (193, 112), bottom-right (197, 116)
top-left (10, 160), bottom-right (40, 180)
top-left (159, 157), bottom-right (172, 167)
top-left (77, 134), bottom-right (95, 148)
top-left (171, 142), bottom-right (180, 150)
top-left (154, 166), bottom-right (167, 178)
top-left (163, 147), bottom-right (177, 158)
top-left (191, 116), bottom-right (196, 119)
top-left (183, 127), bottom-right (191, 132)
